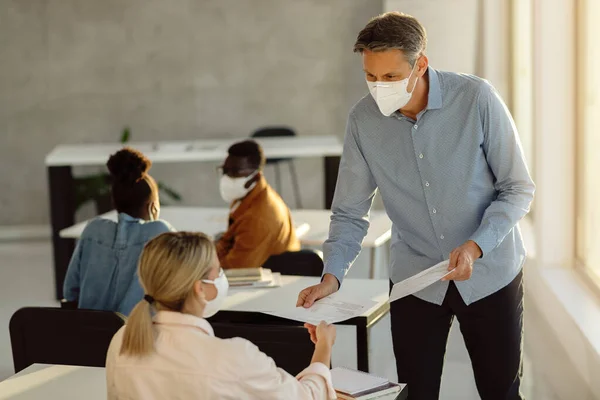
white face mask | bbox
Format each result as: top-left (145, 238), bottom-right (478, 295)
top-left (201, 268), bottom-right (229, 319)
top-left (219, 171), bottom-right (258, 204)
top-left (367, 62), bottom-right (419, 117)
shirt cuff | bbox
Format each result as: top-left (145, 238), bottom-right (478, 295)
top-left (296, 362), bottom-right (336, 399)
top-left (323, 261), bottom-right (346, 288)
top-left (469, 223), bottom-right (498, 257)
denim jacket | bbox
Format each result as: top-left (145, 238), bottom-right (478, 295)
top-left (63, 213), bottom-right (173, 315)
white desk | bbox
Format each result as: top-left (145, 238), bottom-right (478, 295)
top-left (45, 136), bottom-right (343, 167)
top-left (47, 136), bottom-right (343, 300)
top-left (0, 364), bottom-right (105, 400)
top-left (210, 275), bottom-right (390, 373)
top-left (59, 206), bottom-right (392, 277)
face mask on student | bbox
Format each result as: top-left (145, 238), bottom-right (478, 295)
top-left (367, 61), bottom-right (419, 117)
top-left (219, 170), bottom-right (258, 204)
top-left (201, 269), bottom-right (229, 318)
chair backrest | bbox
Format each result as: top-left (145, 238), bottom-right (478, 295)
top-left (251, 127), bottom-right (296, 139)
top-left (251, 127), bottom-right (297, 164)
top-left (211, 322), bottom-right (314, 375)
top-left (263, 249), bottom-right (324, 277)
top-left (9, 307), bottom-right (125, 373)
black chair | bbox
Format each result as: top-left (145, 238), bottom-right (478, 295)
top-left (60, 299), bottom-right (78, 309)
top-left (211, 322), bottom-right (315, 375)
top-left (252, 127), bottom-right (302, 208)
top-left (263, 249), bottom-right (324, 277)
top-left (9, 307), bottom-right (125, 373)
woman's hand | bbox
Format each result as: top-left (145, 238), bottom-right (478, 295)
top-left (304, 321), bottom-right (336, 347)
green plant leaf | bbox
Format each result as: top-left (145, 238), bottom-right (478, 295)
top-left (121, 127), bottom-right (131, 143)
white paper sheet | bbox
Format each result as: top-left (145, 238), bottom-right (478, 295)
top-left (264, 292), bottom-right (378, 325)
top-left (389, 260), bottom-right (453, 302)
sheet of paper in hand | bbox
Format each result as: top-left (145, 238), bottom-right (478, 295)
top-left (389, 260), bottom-right (453, 302)
top-left (264, 292), bottom-right (377, 325)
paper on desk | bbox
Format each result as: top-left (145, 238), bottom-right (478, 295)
top-left (389, 260), bottom-right (453, 302)
top-left (264, 292), bottom-right (377, 325)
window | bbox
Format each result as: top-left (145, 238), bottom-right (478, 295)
top-left (511, 0), bottom-right (534, 181)
top-left (576, 0), bottom-right (600, 282)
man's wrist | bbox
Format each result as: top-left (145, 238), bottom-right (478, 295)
top-left (322, 273), bottom-right (340, 290)
top-left (467, 240), bottom-right (483, 258)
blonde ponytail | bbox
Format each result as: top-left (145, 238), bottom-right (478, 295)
top-left (119, 231), bottom-right (216, 357)
top-left (120, 299), bottom-right (154, 356)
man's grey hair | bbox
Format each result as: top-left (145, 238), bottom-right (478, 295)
top-left (354, 12), bottom-right (427, 66)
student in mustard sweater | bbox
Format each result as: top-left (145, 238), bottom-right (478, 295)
top-left (215, 140), bottom-right (300, 269)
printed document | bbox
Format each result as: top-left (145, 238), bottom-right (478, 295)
top-left (265, 292), bottom-right (377, 325)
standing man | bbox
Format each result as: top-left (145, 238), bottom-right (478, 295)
top-left (297, 12), bottom-right (534, 400)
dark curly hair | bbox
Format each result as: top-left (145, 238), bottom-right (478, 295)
top-left (227, 140), bottom-right (266, 170)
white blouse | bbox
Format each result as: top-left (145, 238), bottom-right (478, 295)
top-left (106, 311), bottom-right (336, 399)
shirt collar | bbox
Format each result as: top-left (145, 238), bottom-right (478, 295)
top-left (153, 311), bottom-right (215, 336)
top-left (426, 67), bottom-right (443, 110)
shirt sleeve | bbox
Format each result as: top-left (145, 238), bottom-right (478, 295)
top-left (237, 339), bottom-right (336, 400)
top-left (215, 234), bottom-right (231, 262)
top-left (469, 82), bottom-right (535, 256)
top-left (323, 112), bottom-right (378, 286)
top-left (218, 216), bottom-right (276, 269)
top-left (63, 240), bottom-right (83, 301)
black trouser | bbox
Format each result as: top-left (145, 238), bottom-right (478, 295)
top-left (390, 271), bottom-right (524, 400)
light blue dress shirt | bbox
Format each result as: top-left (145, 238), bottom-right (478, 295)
top-left (324, 67), bottom-right (535, 305)
top-left (63, 213), bottom-right (173, 315)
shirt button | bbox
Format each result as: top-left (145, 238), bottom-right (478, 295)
top-left (432, 208), bottom-right (437, 214)
top-left (414, 124), bottom-right (419, 129)
top-left (419, 153), bottom-right (424, 159)
top-left (425, 181), bottom-right (430, 187)
top-left (440, 235), bottom-right (445, 240)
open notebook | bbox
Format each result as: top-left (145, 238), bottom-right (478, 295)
top-left (331, 367), bottom-right (402, 400)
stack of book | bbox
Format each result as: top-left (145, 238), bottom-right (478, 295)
top-left (224, 268), bottom-right (282, 288)
top-left (331, 367), bottom-right (406, 400)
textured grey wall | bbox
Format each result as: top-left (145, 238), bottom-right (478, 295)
top-left (0, 0), bottom-right (382, 225)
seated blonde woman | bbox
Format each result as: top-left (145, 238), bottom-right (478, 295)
top-left (106, 232), bottom-right (337, 400)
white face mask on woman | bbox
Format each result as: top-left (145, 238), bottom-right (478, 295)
top-left (201, 268), bottom-right (229, 318)
top-left (367, 61), bottom-right (419, 116)
top-left (219, 171), bottom-right (258, 204)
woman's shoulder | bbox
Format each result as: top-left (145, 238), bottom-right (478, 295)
top-left (106, 326), bottom-right (126, 361)
top-left (142, 219), bottom-right (174, 234)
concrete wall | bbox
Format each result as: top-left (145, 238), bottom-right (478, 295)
top-left (384, 0), bottom-right (511, 101)
top-left (0, 0), bottom-right (382, 225)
